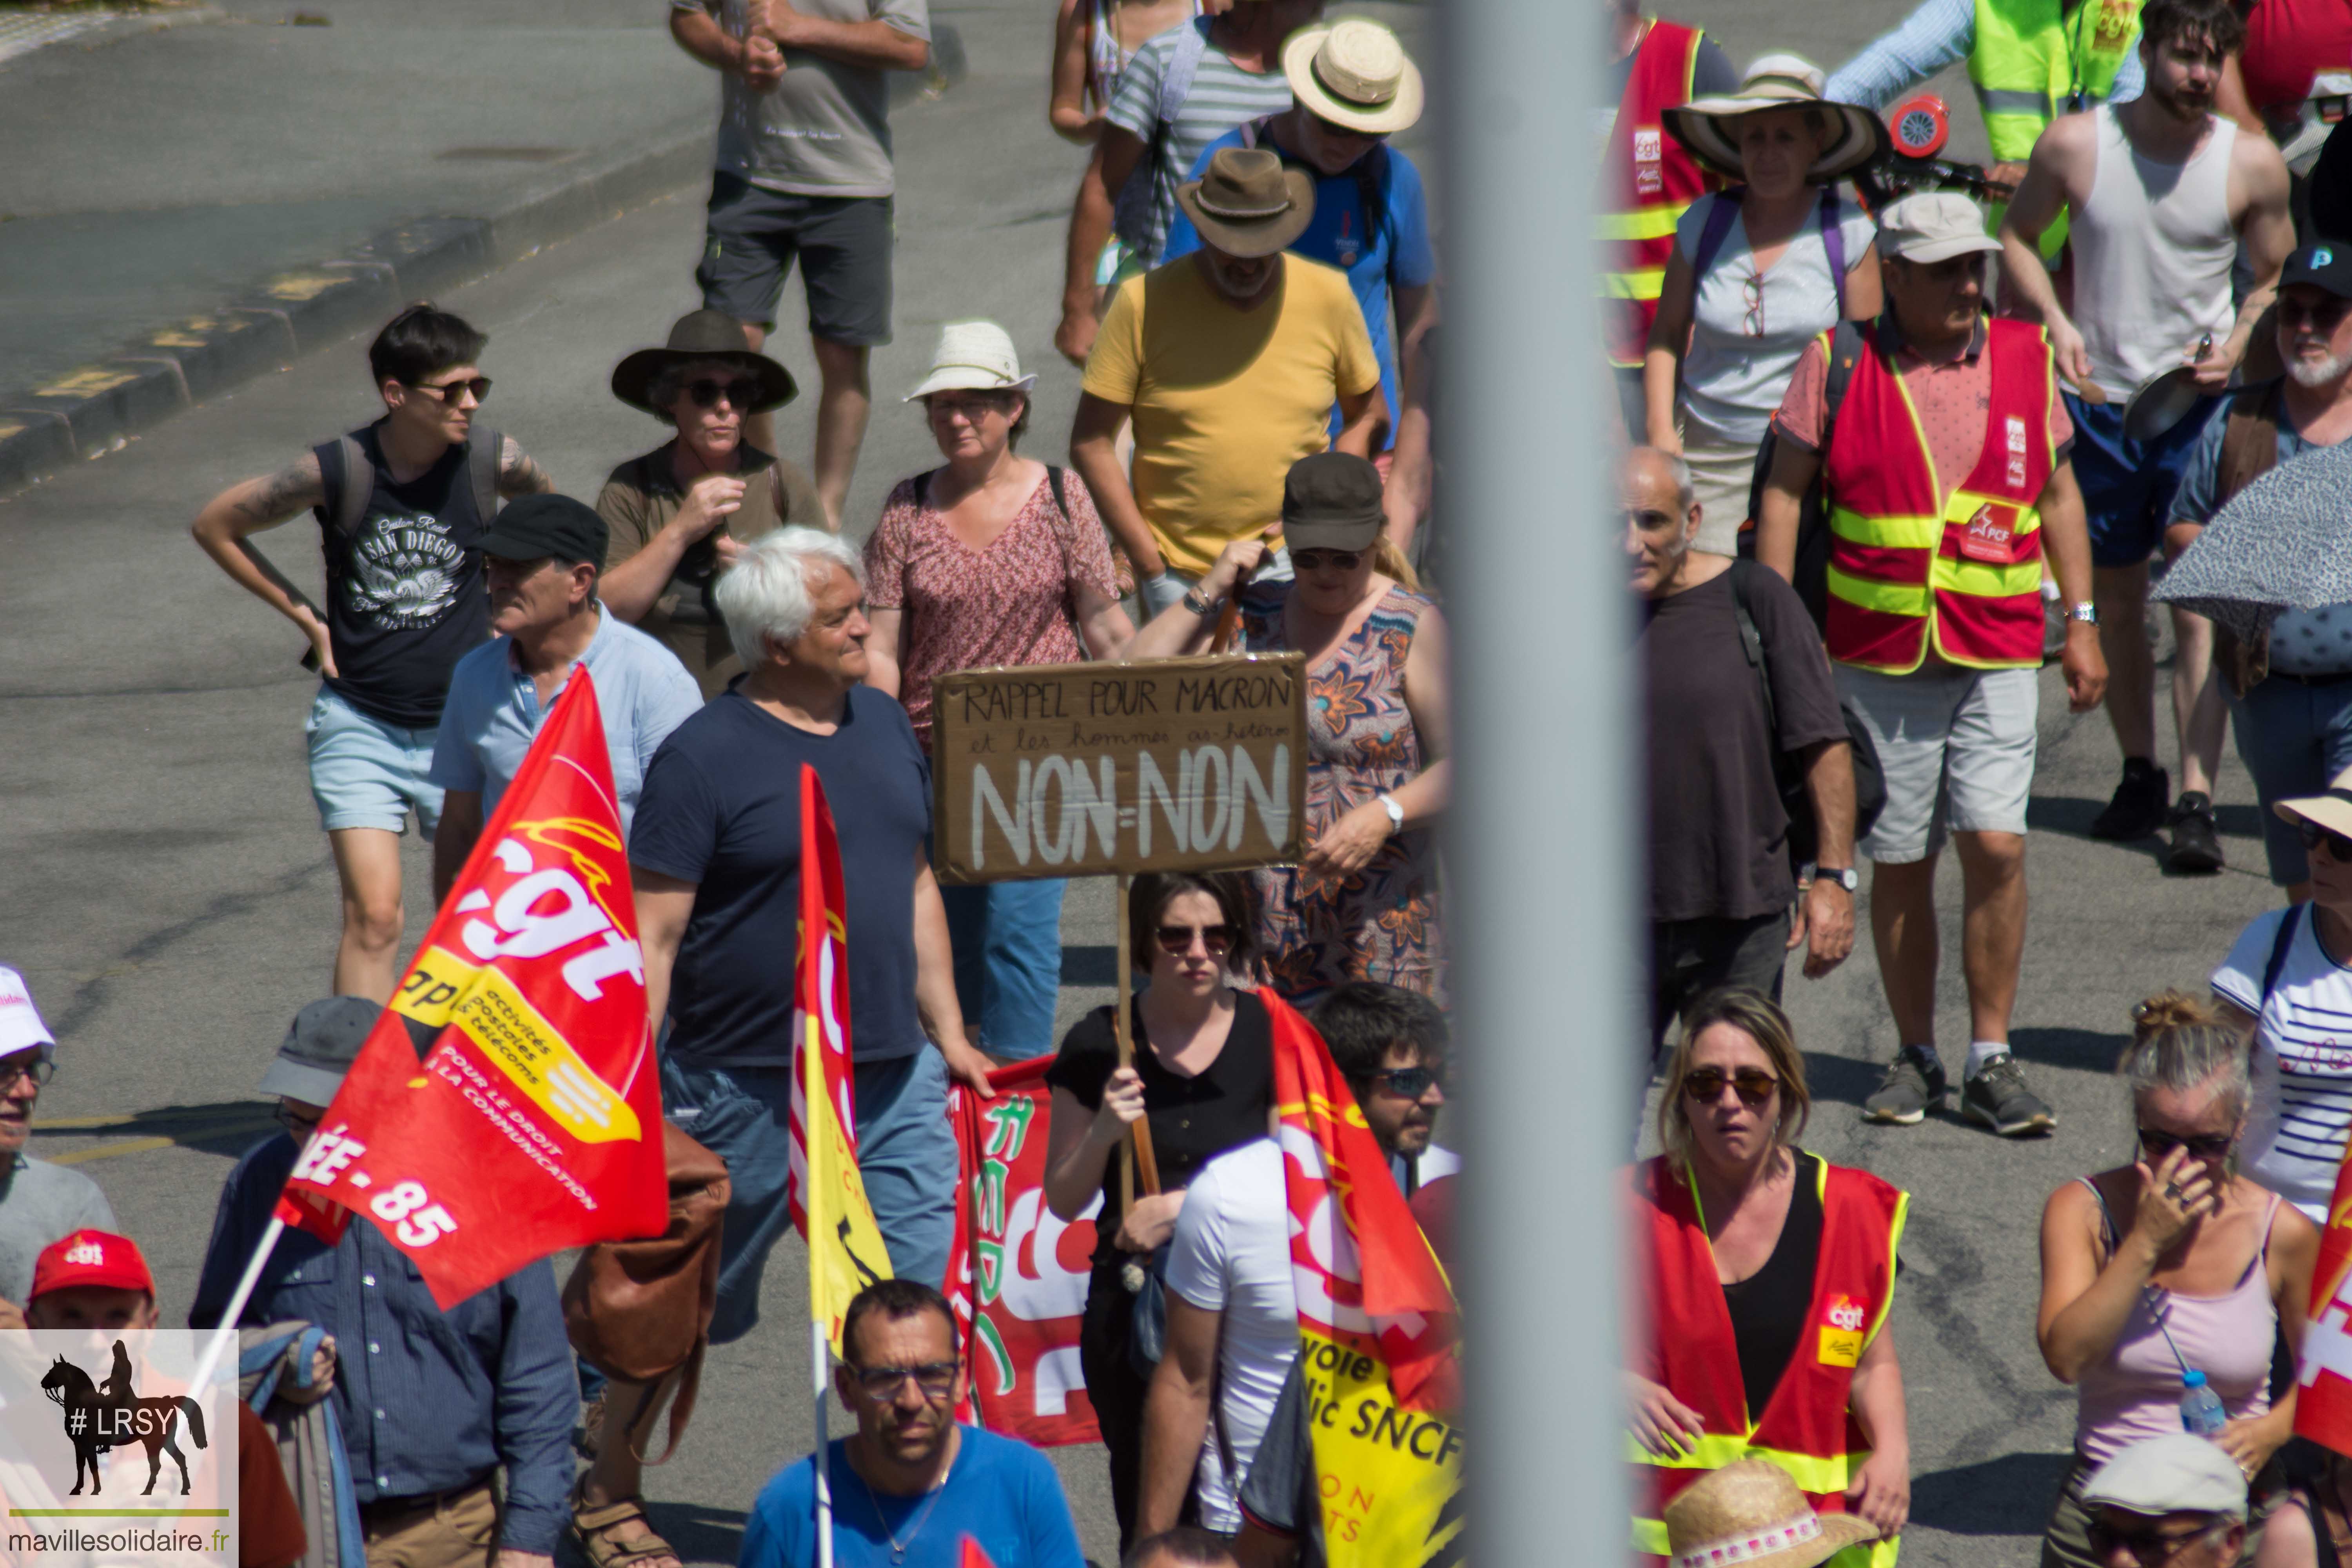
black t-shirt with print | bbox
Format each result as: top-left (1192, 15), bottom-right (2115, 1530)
top-left (315, 423), bottom-right (491, 728)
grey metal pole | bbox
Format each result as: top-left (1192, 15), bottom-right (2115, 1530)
top-left (1443, 0), bottom-right (1635, 1561)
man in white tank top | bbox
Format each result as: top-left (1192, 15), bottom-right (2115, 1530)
top-left (1998, 0), bottom-right (2292, 859)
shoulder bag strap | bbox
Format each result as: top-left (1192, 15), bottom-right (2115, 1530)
top-left (330, 436), bottom-right (372, 537)
top-left (1726, 557), bottom-right (1779, 743)
top-left (467, 425), bottom-right (502, 521)
top-left (1818, 186), bottom-right (1847, 321)
top-left (1690, 187), bottom-right (1745, 285)
top-left (2262, 903), bottom-right (2307, 1011)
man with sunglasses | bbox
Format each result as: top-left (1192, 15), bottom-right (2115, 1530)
top-left (0, 968), bottom-right (115, 1334)
top-left (190, 304), bottom-right (555, 1005)
top-left (739, 1279), bottom-right (1085, 1568)
top-left (2078, 1432), bottom-right (2249, 1568)
top-left (2168, 243), bottom-right (2352, 895)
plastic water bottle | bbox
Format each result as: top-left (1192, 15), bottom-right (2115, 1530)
top-left (2180, 1370), bottom-right (2228, 1437)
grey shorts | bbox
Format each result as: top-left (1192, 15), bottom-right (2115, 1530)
top-left (697, 172), bottom-right (893, 345)
top-left (1838, 663), bottom-right (2039, 864)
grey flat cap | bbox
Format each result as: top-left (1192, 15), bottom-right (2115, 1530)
top-left (258, 996), bottom-right (384, 1105)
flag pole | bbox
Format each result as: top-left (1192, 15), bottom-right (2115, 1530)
top-left (813, 1317), bottom-right (835, 1568)
top-left (189, 1214), bottom-right (287, 1402)
top-left (1111, 875), bottom-right (1160, 1201)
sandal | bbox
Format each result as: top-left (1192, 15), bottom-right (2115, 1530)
top-left (570, 1480), bottom-right (681, 1568)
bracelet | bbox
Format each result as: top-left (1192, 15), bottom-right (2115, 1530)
top-left (1181, 588), bottom-right (1219, 617)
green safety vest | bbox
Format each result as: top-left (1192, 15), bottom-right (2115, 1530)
top-left (1969, 0), bottom-right (2141, 254)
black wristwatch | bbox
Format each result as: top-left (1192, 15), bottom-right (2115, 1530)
top-left (1181, 587), bottom-right (1219, 617)
top-left (1812, 866), bottom-right (1859, 892)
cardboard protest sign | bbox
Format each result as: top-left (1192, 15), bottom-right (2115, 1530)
top-left (929, 653), bottom-right (1307, 884)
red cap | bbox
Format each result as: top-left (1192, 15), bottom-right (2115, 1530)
top-left (30, 1230), bottom-right (154, 1301)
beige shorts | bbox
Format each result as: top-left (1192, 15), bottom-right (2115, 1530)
top-left (1838, 663), bottom-right (2040, 864)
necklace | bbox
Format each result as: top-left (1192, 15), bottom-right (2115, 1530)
top-left (850, 1443), bottom-right (956, 1563)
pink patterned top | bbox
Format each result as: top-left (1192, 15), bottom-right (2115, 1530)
top-left (865, 465), bottom-right (1122, 750)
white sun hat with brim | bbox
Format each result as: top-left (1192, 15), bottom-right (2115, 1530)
top-left (1281, 19), bottom-right (1423, 136)
top-left (904, 321), bottom-right (1038, 403)
top-left (2276, 762), bottom-right (2352, 842)
top-left (0, 967), bottom-right (54, 1062)
top-left (1663, 53), bottom-right (1890, 185)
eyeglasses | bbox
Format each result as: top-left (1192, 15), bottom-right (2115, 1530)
top-left (0, 1058), bottom-right (53, 1093)
top-left (846, 1361), bottom-right (958, 1401)
top-left (275, 1104), bottom-right (322, 1139)
top-left (1372, 1065), bottom-right (1446, 1098)
top-left (1155, 923), bottom-right (1236, 957)
top-left (926, 393), bottom-right (1015, 419)
top-left (2139, 1126), bottom-right (2234, 1161)
top-left (1742, 271), bottom-right (1766, 338)
top-left (2085, 1518), bottom-right (2223, 1566)
top-left (1292, 549), bottom-right (1363, 573)
top-left (1682, 1067), bottom-right (1779, 1107)
top-left (2299, 819), bottom-right (2352, 862)
top-left (407, 376), bottom-right (492, 405)
top-left (686, 378), bottom-right (761, 409)
top-left (2281, 298), bottom-right (2352, 330)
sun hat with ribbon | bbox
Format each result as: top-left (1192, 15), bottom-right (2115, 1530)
top-left (1663, 53), bottom-right (1890, 185)
top-left (2276, 762), bottom-right (2352, 844)
top-left (1662, 1460), bottom-right (1879, 1568)
top-left (610, 309), bottom-right (797, 416)
top-left (1176, 146), bottom-right (1317, 258)
top-left (904, 321), bottom-right (1037, 403)
top-left (1281, 18), bottom-right (1423, 136)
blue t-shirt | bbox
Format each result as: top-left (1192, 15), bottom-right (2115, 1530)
top-left (628, 684), bottom-right (932, 1065)
top-left (1161, 128), bottom-right (1436, 448)
top-left (740, 1428), bottom-right (1087, 1568)
top-left (426, 608), bottom-right (703, 838)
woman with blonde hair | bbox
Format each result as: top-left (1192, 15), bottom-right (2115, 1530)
top-left (1623, 987), bottom-right (1910, 1566)
top-left (2034, 991), bottom-right (2319, 1567)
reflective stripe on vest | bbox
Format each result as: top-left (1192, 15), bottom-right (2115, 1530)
top-left (1969, 0), bottom-right (2140, 162)
top-left (1821, 319), bottom-right (2058, 674)
top-left (1599, 21), bottom-right (1715, 366)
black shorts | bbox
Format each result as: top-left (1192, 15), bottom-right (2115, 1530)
top-left (696, 172), bottom-right (894, 346)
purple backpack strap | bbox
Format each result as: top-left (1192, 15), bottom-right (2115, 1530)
top-left (1690, 187), bottom-right (1744, 281)
top-left (1818, 185), bottom-right (1848, 319)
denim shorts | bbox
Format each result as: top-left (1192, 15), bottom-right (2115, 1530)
top-left (1837, 664), bottom-right (2039, 863)
top-left (2229, 673), bottom-right (2352, 884)
top-left (305, 687), bottom-right (443, 838)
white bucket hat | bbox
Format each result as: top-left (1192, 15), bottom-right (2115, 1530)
top-left (0, 967), bottom-right (56, 1062)
top-left (904, 321), bottom-right (1037, 403)
top-left (1663, 53), bottom-right (1889, 185)
top-left (1281, 18), bottom-right (1423, 136)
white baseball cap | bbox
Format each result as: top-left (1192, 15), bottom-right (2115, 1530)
top-left (2081, 1434), bottom-right (2249, 1520)
top-left (1875, 191), bottom-right (2004, 264)
top-left (0, 968), bottom-right (57, 1062)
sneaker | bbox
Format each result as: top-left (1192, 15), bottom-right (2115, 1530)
top-left (2167, 791), bottom-right (2225, 873)
top-left (1961, 1054), bottom-right (2056, 1136)
top-left (2091, 760), bottom-right (2171, 841)
top-left (1862, 1046), bottom-right (1947, 1125)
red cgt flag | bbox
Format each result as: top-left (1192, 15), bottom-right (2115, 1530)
top-left (2300, 1134), bottom-right (2352, 1449)
top-left (276, 666), bottom-right (669, 1307)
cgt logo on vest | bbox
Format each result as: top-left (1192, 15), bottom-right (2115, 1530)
top-left (1633, 127), bottom-right (1663, 196)
top-left (1817, 1294), bottom-right (1867, 1367)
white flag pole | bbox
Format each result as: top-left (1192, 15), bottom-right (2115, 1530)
top-left (813, 1317), bottom-right (835, 1568)
top-left (189, 1215), bottom-right (287, 1401)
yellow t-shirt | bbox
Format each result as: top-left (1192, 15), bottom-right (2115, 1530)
top-left (1082, 254), bottom-right (1382, 577)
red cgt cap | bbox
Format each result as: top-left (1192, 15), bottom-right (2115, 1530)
top-left (31, 1230), bottom-right (154, 1302)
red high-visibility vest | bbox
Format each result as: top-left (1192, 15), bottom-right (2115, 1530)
top-left (1626, 1153), bottom-right (1908, 1567)
top-left (1599, 20), bottom-right (1717, 369)
top-left (1822, 317), bottom-right (2058, 674)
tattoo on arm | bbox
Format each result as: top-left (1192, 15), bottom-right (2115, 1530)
top-left (229, 454), bottom-right (325, 526)
top-left (500, 437), bottom-right (555, 497)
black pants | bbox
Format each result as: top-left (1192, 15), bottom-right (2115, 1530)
top-left (1650, 912), bottom-right (1789, 1049)
top-left (1081, 1260), bottom-right (1152, 1546)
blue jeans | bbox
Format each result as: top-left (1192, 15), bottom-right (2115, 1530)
top-left (939, 878), bottom-right (1065, 1060)
top-left (660, 1047), bottom-right (957, 1343)
top-left (2230, 674), bottom-right (2352, 884)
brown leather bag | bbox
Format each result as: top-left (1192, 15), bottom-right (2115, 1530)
top-left (561, 1121), bottom-right (729, 1464)
top-left (2209, 380), bottom-right (2285, 698)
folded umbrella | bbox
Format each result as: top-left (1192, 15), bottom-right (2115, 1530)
top-left (2148, 437), bottom-right (2352, 642)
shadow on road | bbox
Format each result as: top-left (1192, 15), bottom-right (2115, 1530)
top-left (1908, 1449), bottom-right (2070, 1536)
top-left (2027, 794), bottom-right (2267, 874)
top-left (2008, 1026), bottom-right (2126, 1075)
top-left (640, 1501), bottom-right (748, 1567)
top-left (1802, 1051), bottom-right (1887, 1111)
top-left (31, 1101), bottom-right (280, 1167)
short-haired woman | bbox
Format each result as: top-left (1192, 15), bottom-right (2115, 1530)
top-left (866, 322), bottom-right (1134, 1060)
top-left (1625, 989), bottom-right (1911, 1564)
top-left (2034, 993), bottom-right (2317, 1567)
top-left (1040, 870), bottom-right (1272, 1546)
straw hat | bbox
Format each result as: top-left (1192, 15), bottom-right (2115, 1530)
top-left (904, 321), bottom-right (1036, 402)
top-left (1176, 147), bottom-right (1316, 258)
top-left (2275, 762), bottom-right (2352, 840)
top-left (1662, 54), bottom-right (1889, 185)
top-left (610, 309), bottom-right (796, 415)
top-left (1661, 1461), bottom-right (1879, 1568)
top-left (1281, 18), bottom-right (1423, 136)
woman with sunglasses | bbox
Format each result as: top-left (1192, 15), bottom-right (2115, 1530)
top-left (1626, 987), bottom-right (1911, 1563)
top-left (1127, 452), bottom-right (1447, 1008)
top-left (865, 321), bottom-right (1134, 1063)
top-left (1040, 869), bottom-right (1271, 1545)
top-left (2033, 992), bottom-right (2318, 1568)
top-left (597, 309), bottom-right (823, 697)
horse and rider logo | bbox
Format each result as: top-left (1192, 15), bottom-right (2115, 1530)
top-left (38, 1342), bottom-right (209, 1495)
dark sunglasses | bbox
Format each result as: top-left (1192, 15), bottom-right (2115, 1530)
top-left (846, 1360), bottom-right (958, 1401)
top-left (2139, 1125), bottom-right (2234, 1161)
top-left (1372, 1066), bottom-right (1446, 1098)
top-left (1155, 923), bottom-right (1236, 957)
top-left (2299, 819), bottom-right (2352, 862)
top-left (1292, 549), bottom-right (1363, 573)
top-left (686, 378), bottom-right (761, 409)
top-left (1682, 1067), bottom-right (1779, 1107)
top-left (2282, 298), bottom-right (2352, 330)
top-left (408, 375), bottom-right (492, 405)
top-left (2085, 1519), bottom-right (2220, 1566)
top-left (275, 1103), bottom-right (321, 1138)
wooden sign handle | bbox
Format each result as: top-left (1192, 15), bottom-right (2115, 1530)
top-left (1112, 874), bottom-right (1163, 1201)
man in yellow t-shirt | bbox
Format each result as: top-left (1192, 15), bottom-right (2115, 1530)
top-left (1072, 147), bottom-right (1386, 617)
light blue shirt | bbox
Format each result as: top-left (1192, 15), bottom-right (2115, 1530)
top-left (1825, 0), bottom-right (2143, 115)
top-left (427, 606), bottom-right (702, 838)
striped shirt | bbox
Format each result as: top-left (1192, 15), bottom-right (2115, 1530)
top-left (2212, 907), bottom-right (2352, 1221)
top-left (1103, 20), bottom-right (1295, 268)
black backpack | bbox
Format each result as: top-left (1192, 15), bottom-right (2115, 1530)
top-left (1726, 558), bottom-right (1886, 870)
top-left (1736, 320), bottom-right (1865, 633)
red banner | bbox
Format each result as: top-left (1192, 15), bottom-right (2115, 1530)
top-left (276, 667), bottom-right (669, 1307)
top-left (2301, 1138), bottom-right (2352, 1450)
top-left (947, 1057), bottom-right (1101, 1447)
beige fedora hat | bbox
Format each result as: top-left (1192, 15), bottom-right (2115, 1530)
top-left (1281, 18), bottom-right (1423, 136)
top-left (2276, 762), bottom-right (2352, 842)
top-left (1662, 53), bottom-right (1889, 185)
top-left (1662, 1461), bottom-right (1879, 1568)
top-left (1176, 147), bottom-right (1316, 258)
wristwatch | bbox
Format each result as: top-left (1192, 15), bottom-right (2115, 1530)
top-left (2067, 602), bottom-right (2100, 626)
top-left (1181, 587), bottom-right (1219, 617)
top-left (1813, 865), bottom-right (1859, 892)
top-left (1376, 793), bottom-right (1405, 835)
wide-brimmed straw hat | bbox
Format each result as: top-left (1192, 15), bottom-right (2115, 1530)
top-left (610, 309), bottom-right (797, 415)
top-left (1176, 147), bottom-right (1316, 258)
top-left (1663, 54), bottom-right (1889, 185)
top-left (904, 321), bottom-right (1036, 403)
top-left (1281, 19), bottom-right (1422, 136)
top-left (2276, 763), bottom-right (2352, 840)
top-left (1662, 1461), bottom-right (1879, 1568)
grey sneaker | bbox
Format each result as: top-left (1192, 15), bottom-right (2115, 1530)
top-left (1862, 1047), bottom-right (1947, 1125)
top-left (1962, 1054), bottom-right (2056, 1136)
